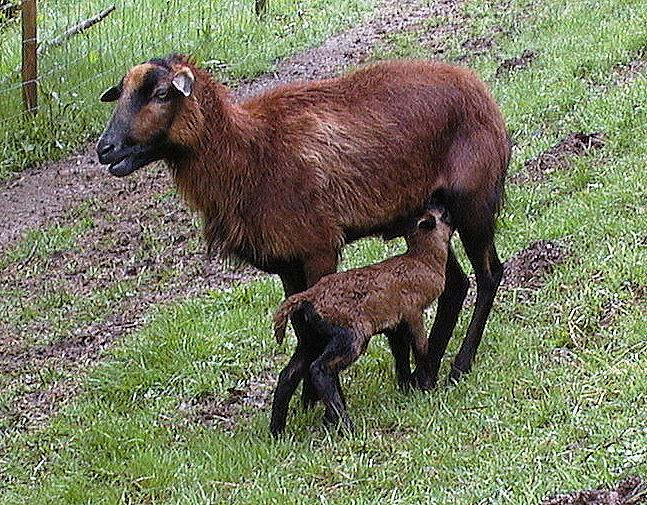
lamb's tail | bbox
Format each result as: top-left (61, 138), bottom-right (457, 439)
top-left (273, 294), bottom-right (307, 345)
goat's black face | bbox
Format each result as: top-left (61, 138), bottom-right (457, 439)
top-left (96, 57), bottom-right (194, 177)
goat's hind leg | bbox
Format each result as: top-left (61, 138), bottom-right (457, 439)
top-left (449, 237), bottom-right (503, 382)
top-left (423, 247), bottom-right (469, 388)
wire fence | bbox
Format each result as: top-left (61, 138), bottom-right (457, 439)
top-left (0, 0), bottom-right (370, 175)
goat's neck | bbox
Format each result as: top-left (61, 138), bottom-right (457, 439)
top-left (171, 80), bottom-right (259, 214)
top-left (169, 77), bottom-right (265, 258)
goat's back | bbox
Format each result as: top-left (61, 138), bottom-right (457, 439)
top-left (242, 60), bottom-right (507, 245)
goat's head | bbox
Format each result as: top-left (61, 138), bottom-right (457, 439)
top-left (96, 55), bottom-right (195, 177)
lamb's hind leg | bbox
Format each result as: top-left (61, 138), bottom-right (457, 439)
top-left (310, 325), bottom-right (364, 433)
top-left (300, 252), bottom-right (339, 409)
top-left (270, 343), bottom-right (310, 436)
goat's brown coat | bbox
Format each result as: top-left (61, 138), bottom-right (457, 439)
top-left (156, 58), bottom-right (508, 270)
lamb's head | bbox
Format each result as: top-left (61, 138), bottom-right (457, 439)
top-left (96, 54), bottom-right (196, 177)
top-left (405, 203), bottom-right (454, 251)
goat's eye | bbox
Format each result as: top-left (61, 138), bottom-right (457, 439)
top-left (153, 88), bottom-right (169, 100)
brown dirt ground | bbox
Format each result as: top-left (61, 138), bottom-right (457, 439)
top-left (496, 48), bottom-right (537, 77)
top-left (463, 238), bottom-right (570, 306)
top-left (611, 48), bottom-right (647, 86)
top-left (510, 132), bottom-right (606, 184)
top-left (181, 369), bottom-right (278, 431)
top-left (541, 476), bottom-right (647, 505)
top-left (599, 280), bottom-right (647, 329)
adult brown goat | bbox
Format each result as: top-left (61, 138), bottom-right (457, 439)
top-left (96, 54), bottom-right (509, 431)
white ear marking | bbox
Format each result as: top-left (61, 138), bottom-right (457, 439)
top-left (172, 68), bottom-right (195, 97)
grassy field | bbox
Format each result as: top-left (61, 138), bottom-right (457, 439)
top-left (0, 0), bottom-right (372, 179)
top-left (1, 0), bottom-right (646, 502)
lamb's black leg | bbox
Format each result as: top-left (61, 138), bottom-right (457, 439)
top-left (270, 343), bottom-right (309, 436)
top-left (310, 325), bottom-right (364, 433)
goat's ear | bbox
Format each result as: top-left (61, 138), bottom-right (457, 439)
top-left (172, 68), bottom-right (195, 97)
top-left (418, 216), bottom-right (437, 231)
top-left (100, 83), bottom-right (121, 102)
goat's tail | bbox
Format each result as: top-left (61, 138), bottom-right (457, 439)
top-left (273, 294), bottom-right (307, 345)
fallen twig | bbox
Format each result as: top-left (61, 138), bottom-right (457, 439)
top-left (37, 4), bottom-right (116, 55)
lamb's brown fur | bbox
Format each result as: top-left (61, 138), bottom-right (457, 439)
top-left (97, 55), bottom-right (510, 432)
top-left (271, 206), bottom-right (452, 432)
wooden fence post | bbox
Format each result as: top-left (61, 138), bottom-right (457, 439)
top-left (21, 0), bottom-right (37, 115)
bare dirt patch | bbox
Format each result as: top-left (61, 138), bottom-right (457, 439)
top-left (611, 48), bottom-right (647, 86)
top-left (496, 48), bottom-right (537, 77)
top-left (541, 476), bottom-right (647, 505)
top-left (503, 239), bottom-right (569, 292)
top-left (510, 132), bottom-right (605, 184)
top-left (463, 239), bottom-right (570, 306)
top-left (235, 0), bottom-right (452, 99)
top-left (599, 281), bottom-right (647, 329)
top-left (181, 370), bottom-right (277, 430)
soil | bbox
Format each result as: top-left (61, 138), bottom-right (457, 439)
top-left (182, 370), bottom-right (278, 430)
top-left (612, 48), bottom-right (647, 86)
top-left (541, 476), bottom-right (647, 505)
top-left (502, 239), bottom-right (570, 293)
top-left (511, 132), bottom-right (605, 184)
top-left (599, 280), bottom-right (647, 329)
top-left (235, 0), bottom-right (458, 99)
top-left (496, 48), bottom-right (537, 77)
top-left (0, 0), bottom-right (463, 433)
top-left (463, 239), bottom-right (570, 306)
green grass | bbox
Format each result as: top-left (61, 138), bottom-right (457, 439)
top-left (1, 0), bottom-right (647, 502)
top-left (0, 0), bottom-right (373, 180)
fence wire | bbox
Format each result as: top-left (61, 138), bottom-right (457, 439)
top-left (0, 0), bottom-right (369, 173)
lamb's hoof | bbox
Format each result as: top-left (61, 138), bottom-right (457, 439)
top-left (410, 368), bottom-right (435, 391)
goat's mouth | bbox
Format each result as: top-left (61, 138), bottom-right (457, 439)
top-left (100, 145), bottom-right (160, 177)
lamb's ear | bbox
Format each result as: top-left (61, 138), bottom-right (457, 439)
top-left (172, 68), bottom-right (195, 97)
top-left (418, 216), bottom-right (437, 231)
top-left (100, 82), bottom-right (122, 102)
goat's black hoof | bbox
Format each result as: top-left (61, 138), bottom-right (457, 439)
top-left (397, 379), bottom-right (412, 393)
top-left (447, 364), bottom-right (469, 386)
top-left (410, 368), bottom-right (435, 391)
top-left (269, 419), bottom-right (286, 438)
